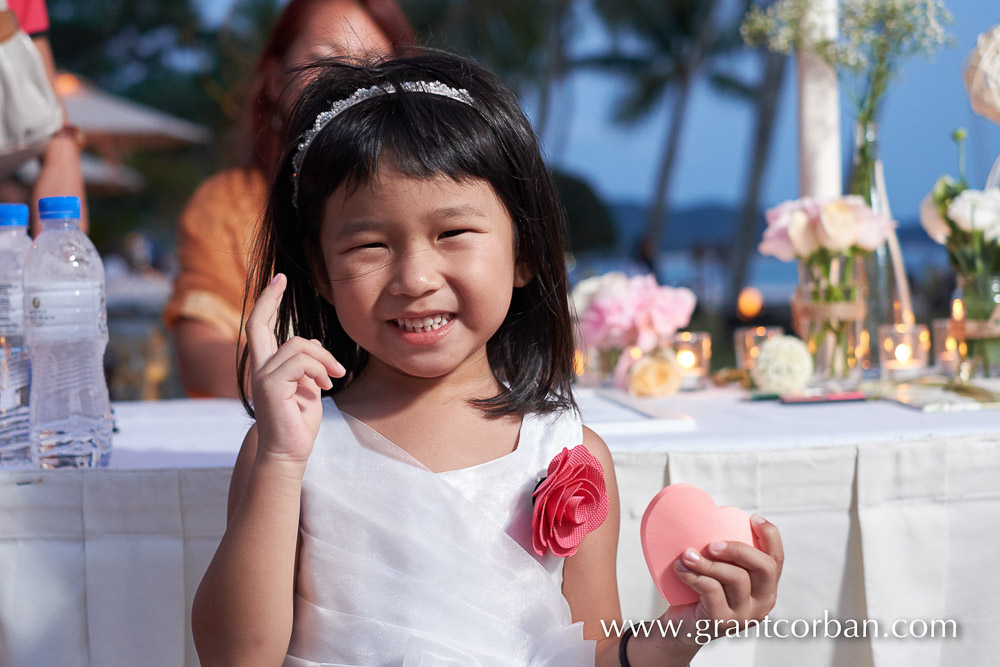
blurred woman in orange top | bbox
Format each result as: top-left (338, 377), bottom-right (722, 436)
top-left (163, 0), bottom-right (415, 397)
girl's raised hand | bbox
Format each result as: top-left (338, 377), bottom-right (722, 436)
top-left (245, 274), bottom-right (346, 465)
top-left (660, 515), bottom-right (784, 647)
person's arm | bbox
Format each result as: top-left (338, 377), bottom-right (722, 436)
top-left (166, 170), bottom-right (263, 397)
top-left (192, 423), bottom-right (303, 666)
top-left (29, 35), bottom-right (88, 235)
top-left (562, 427), bottom-right (699, 666)
top-left (191, 274), bottom-right (344, 666)
top-left (563, 427), bottom-right (784, 667)
top-left (174, 318), bottom-right (243, 398)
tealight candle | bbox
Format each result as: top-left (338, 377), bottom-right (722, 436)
top-left (671, 331), bottom-right (711, 391)
top-left (733, 325), bottom-right (784, 370)
top-left (932, 318), bottom-right (960, 376)
top-left (878, 323), bottom-right (930, 381)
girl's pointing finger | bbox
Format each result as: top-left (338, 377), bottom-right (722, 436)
top-left (246, 274), bottom-right (286, 370)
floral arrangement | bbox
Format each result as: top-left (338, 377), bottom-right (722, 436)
top-left (760, 196), bottom-right (894, 386)
top-left (921, 180), bottom-right (1000, 274)
top-left (760, 195), bottom-right (895, 263)
top-left (920, 130), bottom-right (1000, 378)
top-left (574, 273), bottom-right (696, 353)
top-left (573, 273), bottom-right (696, 392)
top-left (750, 335), bottom-right (814, 395)
top-left (531, 445), bottom-right (609, 558)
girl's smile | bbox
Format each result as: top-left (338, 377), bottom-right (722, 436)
top-left (389, 311), bottom-right (457, 345)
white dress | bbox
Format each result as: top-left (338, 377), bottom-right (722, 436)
top-left (283, 397), bottom-right (597, 667)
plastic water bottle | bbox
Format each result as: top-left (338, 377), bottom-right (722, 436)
top-left (24, 197), bottom-right (112, 468)
top-left (0, 204), bottom-right (33, 467)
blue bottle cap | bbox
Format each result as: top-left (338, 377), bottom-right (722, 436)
top-left (38, 196), bottom-right (81, 220)
top-left (0, 203), bottom-right (29, 227)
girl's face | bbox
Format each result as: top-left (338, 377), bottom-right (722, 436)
top-left (311, 166), bottom-right (532, 384)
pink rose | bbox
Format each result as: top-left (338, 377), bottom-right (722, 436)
top-left (634, 283), bottom-right (696, 351)
top-left (579, 292), bottom-right (636, 350)
top-left (816, 199), bottom-right (858, 252)
top-left (577, 274), bottom-right (695, 352)
top-left (919, 194), bottom-right (949, 245)
top-left (531, 445), bottom-right (610, 558)
top-left (851, 197), bottom-right (896, 251)
top-left (760, 198), bottom-right (820, 260)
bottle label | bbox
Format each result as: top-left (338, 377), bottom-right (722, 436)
top-left (0, 283), bottom-right (24, 336)
top-left (24, 282), bottom-right (107, 334)
top-left (0, 350), bottom-right (28, 413)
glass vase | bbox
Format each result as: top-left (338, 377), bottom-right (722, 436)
top-left (792, 255), bottom-right (866, 391)
top-left (951, 274), bottom-right (1000, 381)
top-left (596, 347), bottom-right (624, 387)
top-left (850, 120), bottom-right (900, 374)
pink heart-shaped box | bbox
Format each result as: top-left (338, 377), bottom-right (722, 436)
top-left (640, 483), bottom-right (757, 605)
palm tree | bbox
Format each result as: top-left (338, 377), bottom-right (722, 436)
top-left (401, 0), bottom-right (579, 152)
top-left (712, 49), bottom-right (788, 312)
top-left (578, 0), bottom-right (748, 276)
top-left (401, 0), bottom-right (551, 95)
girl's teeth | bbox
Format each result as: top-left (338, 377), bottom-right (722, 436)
top-left (394, 314), bottom-right (452, 332)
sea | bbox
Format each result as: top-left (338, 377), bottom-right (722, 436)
top-left (569, 202), bottom-right (952, 313)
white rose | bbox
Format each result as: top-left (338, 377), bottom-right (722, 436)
top-left (988, 221), bottom-right (1000, 244)
top-left (947, 188), bottom-right (1000, 234)
top-left (815, 200), bottom-right (858, 252)
top-left (919, 193), bottom-right (950, 244)
top-left (751, 335), bottom-right (814, 395)
top-left (787, 209), bottom-right (819, 257)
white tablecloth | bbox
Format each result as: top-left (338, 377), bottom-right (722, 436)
top-left (1, 389), bottom-right (998, 666)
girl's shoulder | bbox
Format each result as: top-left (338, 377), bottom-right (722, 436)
top-left (520, 404), bottom-right (584, 470)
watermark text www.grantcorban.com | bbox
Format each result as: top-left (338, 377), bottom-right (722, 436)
top-left (602, 611), bottom-right (959, 646)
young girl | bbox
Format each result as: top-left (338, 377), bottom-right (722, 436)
top-left (192, 52), bottom-right (784, 667)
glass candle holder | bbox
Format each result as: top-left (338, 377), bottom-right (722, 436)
top-left (672, 331), bottom-right (711, 391)
top-left (932, 318), bottom-right (961, 377)
top-left (733, 325), bottom-right (784, 370)
top-left (878, 323), bottom-right (930, 381)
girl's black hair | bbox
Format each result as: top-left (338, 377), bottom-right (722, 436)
top-left (238, 50), bottom-right (577, 419)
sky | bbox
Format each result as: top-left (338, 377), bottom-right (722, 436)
top-left (527, 0), bottom-right (1000, 223)
top-left (201, 0), bottom-right (1000, 223)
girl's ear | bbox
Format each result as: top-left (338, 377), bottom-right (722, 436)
top-left (513, 259), bottom-right (534, 288)
top-left (304, 239), bottom-right (335, 305)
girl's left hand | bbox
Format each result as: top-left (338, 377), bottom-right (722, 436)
top-left (660, 515), bottom-right (784, 647)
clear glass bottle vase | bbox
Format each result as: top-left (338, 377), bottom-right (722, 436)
top-left (792, 256), bottom-right (866, 391)
top-left (850, 121), bottom-right (903, 374)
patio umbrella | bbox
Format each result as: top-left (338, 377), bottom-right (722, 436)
top-left (54, 72), bottom-right (211, 157)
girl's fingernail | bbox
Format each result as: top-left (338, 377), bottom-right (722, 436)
top-left (683, 548), bottom-right (702, 564)
top-left (710, 541), bottom-right (727, 554)
top-left (752, 514), bottom-right (767, 525)
top-left (674, 559), bottom-right (689, 572)
top-left (269, 274), bottom-right (280, 285)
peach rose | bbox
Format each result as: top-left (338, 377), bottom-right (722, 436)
top-left (627, 349), bottom-right (683, 397)
top-left (531, 445), bottom-right (609, 558)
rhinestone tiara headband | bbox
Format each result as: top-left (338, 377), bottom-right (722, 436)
top-left (291, 80), bottom-right (475, 208)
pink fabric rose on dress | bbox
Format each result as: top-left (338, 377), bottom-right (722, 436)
top-left (531, 445), bottom-right (610, 558)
